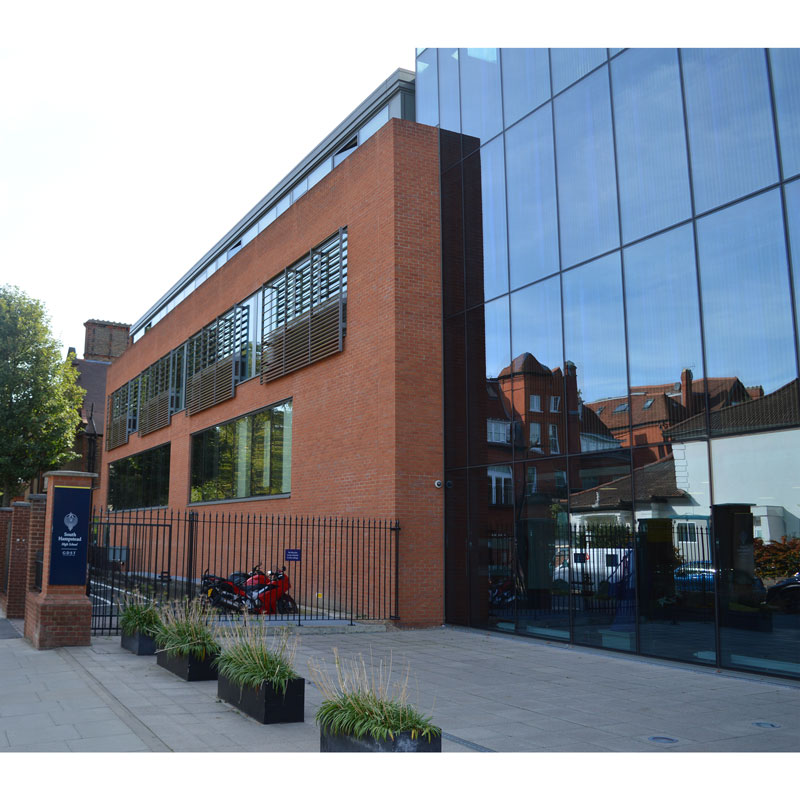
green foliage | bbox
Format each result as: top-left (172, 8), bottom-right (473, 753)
top-left (0, 285), bottom-right (84, 500)
top-left (214, 620), bottom-right (299, 694)
top-left (754, 537), bottom-right (800, 579)
top-left (308, 648), bottom-right (440, 742)
top-left (117, 592), bottom-right (162, 637)
top-left (154, 600), bottom-right (220, 661)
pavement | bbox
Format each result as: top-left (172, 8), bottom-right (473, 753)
top-left (1, 611), bottom-right (799, 756)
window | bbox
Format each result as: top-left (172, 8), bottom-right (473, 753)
top-left (108, 444), bottom-right (170, 510)
top-left (526, 466), bottom-right (538, 495)
top-left (643, 398), bottom-right (655, 410)
top-left (613, 402), bottom-right (629, 413)
top-left (488, 466), bottom-right (513, 506)
top-left (529, 422), bottom-right (542, 448)
top-left (190, 401), bottom-right (292, 503)
top-left (555, 470), bottom-right (567, 490)
top-left (488, 419), bottom-right (511, 444)
top-left (549, 424), bottom-right (560, 454)
top-left (550, 395), bottom-right (561, 413)
top-left (676, 523), bottom-right (697, 543)
top-left (529, 394), bottom-right (542, 412)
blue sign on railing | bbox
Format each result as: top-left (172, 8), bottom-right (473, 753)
top-left (285, 548), bottom-right (301, 562)
top-left (49, 485), bottom-right (92, 586)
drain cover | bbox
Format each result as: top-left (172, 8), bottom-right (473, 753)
top-left (648, 736), bottom-right (679, 744)
top-left (753, 722), bottom-right (780, 729)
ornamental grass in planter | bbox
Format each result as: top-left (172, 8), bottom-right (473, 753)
top-left (215, 620), bottom-right (304, 724)
top-left (155, 600), bottom-right (220, 681)
top-left (308, 648), bottom-right (441, 752)
top-left (118, 592), bottom-right (162, 656)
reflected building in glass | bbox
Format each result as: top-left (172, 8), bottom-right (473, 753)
top-left (418, 48), bottom-right (800, 679)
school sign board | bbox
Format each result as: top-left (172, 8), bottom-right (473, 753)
top-left (49, 485), bottom-right (92, 586)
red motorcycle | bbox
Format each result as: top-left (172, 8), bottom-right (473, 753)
top-left (246, 566), bottom-right (298, 615)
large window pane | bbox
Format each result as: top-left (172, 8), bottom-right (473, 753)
top-left (554, 66), bottom-right (620, 268)
top-left (682, 48), bottom-right (778, 213)
top-left (108, 444), bottom-right (170, 510)
top-left (769, 48), bottom-right (800, 180)
top-left (550, 48), bottom-right (606, 95)
top-left (438, 48), bottom-right (461, 134)
top-left (464, 137), bottom-right (508, 302)
top-left (697, 191), bottom-right (798, 436)
top-left (784, 179), bottom-right (800, 357)
top-left (506, 106), bottom-right (559, 289)
top-left (563, 254), bottom-right (628, 452)
top-left (415, 49), bottom-right (439, 128)
top-left (712, 434), bottom-right (800, 679)
top-left (501, 48), bottom-right (550, 127)
top-left (459, 48), bottom-right (503, 149)
top-left (624, 225), bottom-right (706, 454)
top-left (612, 48), bottom-right (691, 243)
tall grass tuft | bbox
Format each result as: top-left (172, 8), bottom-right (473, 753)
top-left (215, 619), bottom-right (299, 695)
top-left (308, 648), bottom-right (440, 742)
top-left (154, 599), bottom-right (220, 661)
top-left (117, 591), bottom-right (161, 638)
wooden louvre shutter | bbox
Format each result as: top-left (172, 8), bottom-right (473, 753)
top-left (105, 387), bottom-right (130, 450)
top-left (138, 354), bottom-right (172, 435)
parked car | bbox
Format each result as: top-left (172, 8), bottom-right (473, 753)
top-left (674, 561), bottom-right (767, 603)
top-left (766, 571), bottom-right (800, 612)
top-left (552, 548), bottom-right (633, 595)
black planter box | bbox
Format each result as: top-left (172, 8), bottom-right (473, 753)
top-left (217, 674), bottom-right (305, 724)
top-left (156, 649), bottom-right (219, 681)
top-left (121, 631), bottom-right (157, 656)
top-left (320, 727), bottom-right (442, 752)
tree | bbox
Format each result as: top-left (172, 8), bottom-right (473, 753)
top-left (0, 285), bottom-right (85, 502)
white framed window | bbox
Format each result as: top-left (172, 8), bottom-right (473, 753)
top-left (529, 422), bottom-right (542, 448)
top-left (527, 466), bottom-right (537, 495)
top-left (488, 466), bottom-right (513, 506)
top-left (529, 394), bottom-right (542, 412)
top-left (549, 423), bottom-right (560, 454)
top-left (676, 523), bottom-right (697, 542)
top-left (488, 419), bottom-right (511, 444)
top-left (550, 395), bottom-right (561, 412)
top-left (555, 470), bottom-right (567, 490)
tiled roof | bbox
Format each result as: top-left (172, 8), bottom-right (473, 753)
top-left (498, 352), bottom-right (553, 378)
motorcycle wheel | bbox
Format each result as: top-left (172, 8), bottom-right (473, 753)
top-left (277, 594), bottom-right (298, 614)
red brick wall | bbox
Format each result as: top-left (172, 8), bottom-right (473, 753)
top-left (97, 119), bottom-right (443, 626)
top-left (1, 503), bottom-right (30, 618)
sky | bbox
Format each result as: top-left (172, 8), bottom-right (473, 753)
top-left (1, 0), bottom-right (781, 363)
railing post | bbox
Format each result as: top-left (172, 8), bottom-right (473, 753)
top-left (390, 520), bottom-right (400, 621)
top-left (187, 511), bottom-right (197, 601)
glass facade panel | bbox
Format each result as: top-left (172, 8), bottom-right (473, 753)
top-left (438, 48), bottom-right (461, 134)
top-left (550, 48), bottom-right (606, 95)
top-left (501, 48), bottom-right (550, 127)
top-left (415, 49), bottom-right (439, 128)
top-left (611, 48), bottom-right (691, 243)
top-left (697, 190), bottom-right (799, 436)
top-left (464, 137), bottom-right (508, 301)
top-left (108, 444), bottom-right (170, 510)
top-left (459, 48), bottom-right (502, 149)
top-left (562, 253), bottom-right (628, 451)
top-left (770, 49), bottom-right (800, 179)
top-left (554, 66), bottom-right (620, 268)
top-left (712, 435), bottom-right (800, 679)
top-left (505, 106), bottom-right (559, 289)
top-left (682, 48), bottom-right (778, 213)
top-left (785, 179), bottom-right (800, 356)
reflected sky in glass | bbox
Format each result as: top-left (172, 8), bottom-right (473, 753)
top-left (770, 48), bottom-right (800, 179)
top-left (697, 190), bottom-right (796, 393)
top-left (783, 179), bottom-right (800, 357)
top-left (554, 67), bottom-right (620, 268)
top-left (415, 49), bottom-right (439, 128)
top-left (682, 48), bottom-right (778, 213)
top-left (550, 48), bottom-right (606, 95)
top-left (506, 105), bottom-right (559, 290)
top-left (483, 295), bottom-right (511, 379)
top-left (612, 48), bottom-right (691, 243)
top-left (459, 48), bottom-right (503, 146)
top-left (501, 48), bottom-right (550, 127)
top-left (624, 224), bottom-right (703, 387)
top-left (510, 275), bottom-right (563, 374)
top-left (563, 253), bottom-right (628, 404)
top-left (438, 48), bottom-right (461, 134)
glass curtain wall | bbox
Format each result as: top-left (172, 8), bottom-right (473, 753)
top-left (420, 46), bottom-right (800, 680)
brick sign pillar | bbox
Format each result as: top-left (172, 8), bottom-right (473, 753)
top-left (1, 502), bottom-right (31, 618)
top-left (25, 472), bottom-right (95, 649)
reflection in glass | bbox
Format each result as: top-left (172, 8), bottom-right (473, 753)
top-left (459, 48), bottom-right (503, 148)
top-left (563, 254), bottom-right (628, 451)
top-left (505, 107), bottom-right (559, 289)
top-left (501, 48), bottom-right (550, 127)
top-left (784, 180), bottom-right (800, 357)
top-left (510, 275), bottom-right (563, 383)
top-left (464, 137), bottom-right (508, 301)
top-left (415, 49), bottom-right (439, 128)
top-left (697, 191), bottom-right (798, 436)
top-left (512, 458), bottom-right (570, 639)
top-left (550, 48), bottom-right (606, 95)
top-left (554, 67), bottom-right (620, 268)
top-left (611, 48), bottom-right (691, 243)
top-left (712, 435), bottom-right (800, 678)
top-left (682, 48), bottom-right (778, 213)
top-left (438, 48), bottom-right (461, 135)
top-left (769, 49), bottom-right (800, 179)
top-left (567, 451), bottom-right (634, 650)
top-left (482, 296), bottom-right (511, 380)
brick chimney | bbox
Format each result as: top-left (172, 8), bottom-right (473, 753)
top-left (83, 320), bottom-right (130, 362)
top-left (681, 368), bottom-right (694, 414)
